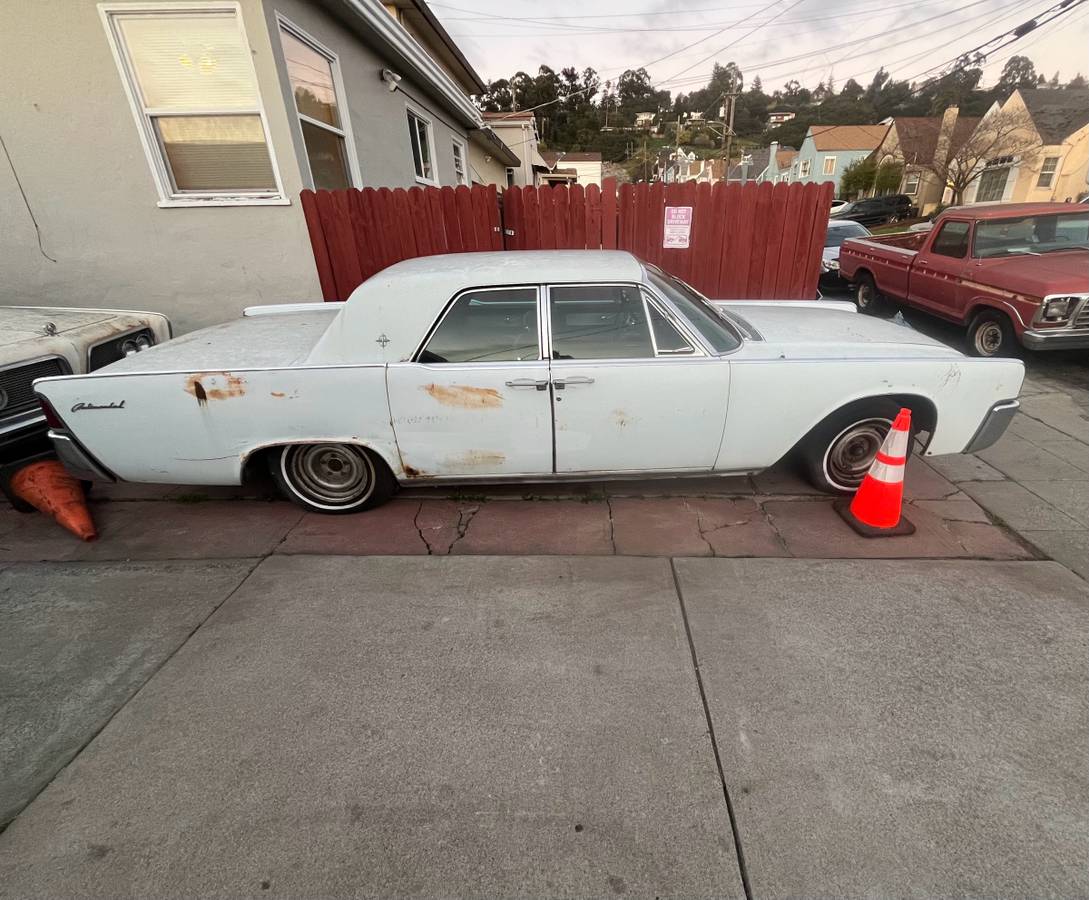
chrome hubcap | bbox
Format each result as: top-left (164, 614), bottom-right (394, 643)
top-left (825, 418), bottom-right (893, 489)
top-left (285, 444), bottom-right (373, 507)
top-left (975, 323), bottom-right (1003, 356)
top-left (857, 285), bottom-right (872, 308)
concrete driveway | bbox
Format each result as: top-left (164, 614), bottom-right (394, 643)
top-left (1, 556), bottom-right (1086, 897)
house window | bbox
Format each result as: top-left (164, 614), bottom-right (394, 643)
top-left (977, 166), bottom-right (1010, 203)
top-left (100, 4), bottom-right (284, 206)
top-left (278, 18), bottom-right (355, 191)
top-left (1037, 156), bottom-right (1060, 189)
top-left (407, 107), bottom-right (436, 184)
top-left (452, 138), bottom-right (468, 185)
top-left (799, 159), bottom-right (812, 178)
top-left (903, 172), bottom-right (920, 195)
top-left (505, 167), bottom-right (516, 187)
top-left (822, 156), bottom-right (837, 175)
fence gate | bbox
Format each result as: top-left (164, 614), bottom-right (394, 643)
top-left (301, 178), bottom-right (832, 302)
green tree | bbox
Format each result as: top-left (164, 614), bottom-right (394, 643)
top-left (997, 55), bottom-right (1039, 94)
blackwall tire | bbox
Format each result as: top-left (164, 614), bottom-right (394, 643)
top-left (855, 273), bottom-right (889, 316)
top-left (966, 310), bottom-right (1018, 358)
top-left (270, 443), bottom-right (395, 514)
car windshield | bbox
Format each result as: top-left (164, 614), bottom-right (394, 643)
top-left (973, 211), bottom-right (1089, 258)
top-left (647, 271), bottom-right (741, 353)
top-left (825, 223), bottom-right (870, 247)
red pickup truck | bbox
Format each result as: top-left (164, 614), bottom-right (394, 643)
top-left (838, 202), bottom-right (1089, 357)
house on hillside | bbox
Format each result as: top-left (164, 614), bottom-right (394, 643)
top-left (870, 110), bottom-right (979, 214)
top-left (726, 148), bottom-right (771, 183)
top-left (635, 112), bottom-right (656, 129)
top-left (481, 111), bottom-right (551, 187)
top-left (0, 0), bottom-right (520, 332)
top-left (792, 124), bottom-right (889, 191)
top-left (962, 88), bottom-right (1089, 204)
top-left (539, 152), bottom-right (603, 187)
top-left (765, 143), bottom-right (798, 182)
top-left (766, 111), bottom-right (796, 129)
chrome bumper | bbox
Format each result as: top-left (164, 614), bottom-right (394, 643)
top-left (964, 400), bottom-right (1019, 454)
top-left (49, 432), bottom-right (115, 482)
top-left (1021, 326), bottom-right (1089, 350)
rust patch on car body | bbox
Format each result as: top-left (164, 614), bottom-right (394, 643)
top-left (270, 391), bottom-right (286, 398)
top-left (612, 409), bottom-right (637, 428)
top-left (402, 464), bottom-right (425, 478)
top-left (422, 383), bottom-right (502, 409)
top-left (445, 450), bottom-right (506, 468)
top-left (185, 372), bottom-right (246, 405)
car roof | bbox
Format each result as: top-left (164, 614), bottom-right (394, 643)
top-left (307, 251), bottom-right (647, 366)
top-left (941, 202), bottom-right (1080, 220)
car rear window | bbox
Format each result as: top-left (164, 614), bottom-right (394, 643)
top-left (973, 212), bottom-right (1089, 258)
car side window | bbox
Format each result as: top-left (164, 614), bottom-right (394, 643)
top-left (418, 288), bottom-right (539, 363)
top-left (549, 285), bottom-right (654, 360)
top-left (646, 297), bottom-right (695, 354)
top-left (931, 221), bottom-right (971, 259)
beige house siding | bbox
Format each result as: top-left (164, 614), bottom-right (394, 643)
top-left (0, 0), bottom-right (318, 334)
top-left (467, 142), bottom-right (509, 187)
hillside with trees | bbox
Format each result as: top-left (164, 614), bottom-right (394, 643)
top-left (475, 55), bottom-right (1087, 173)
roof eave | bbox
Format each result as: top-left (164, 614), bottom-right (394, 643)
top-left (337, 0), bottom-right (483, 129)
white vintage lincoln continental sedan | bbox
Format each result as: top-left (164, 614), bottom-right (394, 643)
top-left (34, 251), bottom-right (1024, 514)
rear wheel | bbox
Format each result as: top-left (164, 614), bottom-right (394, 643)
top-left (966, 310), bottom-right (1017, 358)
top-left (800, 400), bottom-right (916, 494)
top-left (270, 443), bottom-right (395, 514)
top-left (855, 272), bottom-right (891, 316)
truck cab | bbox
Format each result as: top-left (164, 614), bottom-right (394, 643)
top-left (839, 203), bottom-right (1089, 357)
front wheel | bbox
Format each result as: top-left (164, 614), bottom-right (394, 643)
top-left (799, 401), bottom-right (916, 494)
top-left (966, 310), bottom-right (1018, 358)
top-left (270, 443), bottom-right (396, 514)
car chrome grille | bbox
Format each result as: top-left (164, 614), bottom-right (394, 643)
top-left (0, 357), bottom-right (67, 420)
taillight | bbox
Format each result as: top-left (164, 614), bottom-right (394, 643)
top-left (38, 396), bottom-right (66, 429)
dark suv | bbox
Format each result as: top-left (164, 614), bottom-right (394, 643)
top-left (830, 194), bottom-right (916, 226)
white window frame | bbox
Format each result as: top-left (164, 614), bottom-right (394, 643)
top-left (1037, 156), bottom-right (1060, 189)
top-left (406, 102), bottom-right (439, 186)
top-left (99, 1), bottom-right (288, 208)
top-left (903, 171), bottom-right (921, 195)
top-left (452, 136), bottom-right (469, 186)
top-left (822, 155), bottom-right (837, 176)
top-left (799, 159), bottom-right (812, 178)
top-left (276, 14), bottom-right (361, 190)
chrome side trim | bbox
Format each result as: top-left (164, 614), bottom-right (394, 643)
top-left (49, 432), bottom-right (116, 482)
top-left (963, 399), bottom-right (1019, 454)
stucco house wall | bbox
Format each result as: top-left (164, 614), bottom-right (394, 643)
top-left (0, 0), bottom-right (512, 333)
top-left (0, 0), bottom-right (319, 334)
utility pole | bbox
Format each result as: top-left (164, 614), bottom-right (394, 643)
top-left (723, 92), bottom-right (739, 171)
top-left (643, 136), bottom-right (648, 183)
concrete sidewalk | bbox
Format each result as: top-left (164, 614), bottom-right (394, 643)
top-left (2, 556), bottom-right (1086, 897)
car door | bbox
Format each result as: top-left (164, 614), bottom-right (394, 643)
top-left (908, 219), bottom-right (972, 318)
top-left (546, 282), bottom-right (731, 473)
top-left (386, 285), bottom-right (553, 477)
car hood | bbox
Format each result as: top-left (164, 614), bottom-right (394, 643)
top-left (0, 308), bottom-right (120, 347)
top-left (971, 252), bottom-right (1088, 298)
top-left (717, 303), bottom-right (961, 359)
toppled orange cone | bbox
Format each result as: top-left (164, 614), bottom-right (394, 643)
top-left (10, 460), bottom-right (97, 541)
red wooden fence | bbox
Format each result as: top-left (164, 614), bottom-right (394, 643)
top-left (302, 178), bottom-right (833, 302)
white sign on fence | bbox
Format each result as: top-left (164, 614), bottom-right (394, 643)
top-left (663, 206), bottom-right (693, 249)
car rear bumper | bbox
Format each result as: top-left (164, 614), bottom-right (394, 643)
top-left (963, 399), bottom-right (1019, 454)
top-left (1021, 327), bottom-right (1089, 350)
top-left (49, 431), bottom-right (115, 482)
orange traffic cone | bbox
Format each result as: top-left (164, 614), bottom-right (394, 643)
top-left (10, 460), bottom-right (97, 541)
top-left (834, 407), bottom-right (916, 537)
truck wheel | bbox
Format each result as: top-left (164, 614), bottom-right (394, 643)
top-left (855, 273), bottom-right (890, 316)
top-left (799, 400), bottom-right (915, 494)
top-left (270, 443), bottom-right (395, 514)
top-left (966, 310), bottom-right (1017, 358)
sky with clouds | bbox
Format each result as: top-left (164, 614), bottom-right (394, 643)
top-left (430, 0), bottom-right (1089, 96)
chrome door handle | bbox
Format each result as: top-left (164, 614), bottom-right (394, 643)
top-left (552, 376), bottom-right (595, 390)
top-left (504, 378), bottom-right (549, 391)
